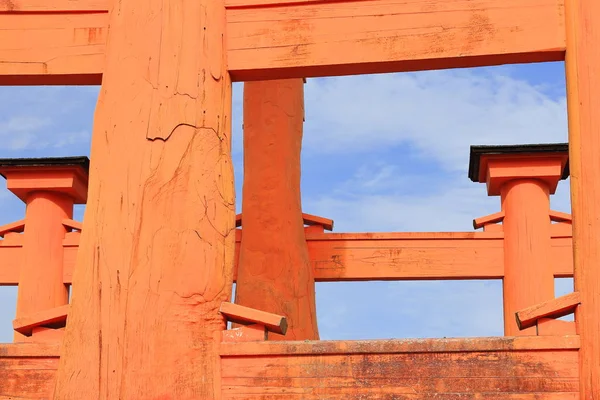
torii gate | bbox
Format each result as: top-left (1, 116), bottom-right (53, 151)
top-left (1, 0), bottom-right (599, 398)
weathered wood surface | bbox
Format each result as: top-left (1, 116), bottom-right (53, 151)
top-left (235, 79), bottom-right (319, 341)
top-left (51, 0), bottom-right (234, 398)
top-left (516, 292), bottom-right (581, 330)
top-left (220, 336), bottom-right (580, 399)
top-left (226, 0), bottom-right (566, 80)
top-left (0, 230), bottom-right (576, 285)
top-left (0, 343), bottom-right (60, 399)
top-left (0, 0), bottom-right (565, 84)
top-left (0, 337), bottom-right (580, 399)
top-left (565, 0), bottom-right (600, 397)
top-left (0, 12), bottom-right (107, 85)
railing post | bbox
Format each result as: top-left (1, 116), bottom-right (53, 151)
top-left (469, 144), bottom-right (569, 336)
top-left (0, 157), bottom-right (89, 341)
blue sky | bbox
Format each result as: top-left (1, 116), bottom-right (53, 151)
top-left (0, 62), bottom-right (574, 342)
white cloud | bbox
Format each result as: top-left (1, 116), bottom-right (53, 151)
top-left (304, 69), bottom-right (568, 172)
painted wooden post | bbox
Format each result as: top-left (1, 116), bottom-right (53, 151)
top-left (565, 0), bottom-right (600, 397)
top-left (0, 157), bottom-right (88, 342)
top-left (235, 79), bottom-right (319, 340)
top-left (52, 0), bottom-right (235, 398)
top-left (469, 144), bottom-right (569, 336)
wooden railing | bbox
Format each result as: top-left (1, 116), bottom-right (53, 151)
top-left (0, 145), bottom-right (582, 399)
top-left (0, 150), bottom-right (577, 343)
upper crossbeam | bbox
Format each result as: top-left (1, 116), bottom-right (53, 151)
top-left (0, 0), bottom-right (566, 85)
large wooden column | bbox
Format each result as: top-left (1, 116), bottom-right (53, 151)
top-left (565, 0), bottom-right (600, 397)
top-left (235, 79), bottom-right (319, 340)
top-left (53, 1), bottom-right (235, 398)
top-left (469, 144), bottom-right (569, 336)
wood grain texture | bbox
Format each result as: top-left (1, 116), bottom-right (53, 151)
top-left (565, 0), bottom-right (600, 397)
top-left (219, 336), bottom-right (581, 356)
top-left (220, 302), bottom-right (288, 335)
top-left (235, 79), bottom-right (319, 341)
top-left (0, 230), bottom-right (577, 286)
top-left (220, 337), bottom-right (579, 399)
top-left (13, 304), bottom-right (69, 336)
top-left (0, 344), bottom-right (60, 399)
top-left (0, 0), bottom-right (107, 11)
top-left (516, 292), bottom-right (581, 330)
top-left (0, 12), bottom-right (107, 85)
top-left (52, 0), bottom-right (234, 398)
top-left (1, 0), bottom-right (564, 84)
top-left (226, 0), bottom-right (566, 80)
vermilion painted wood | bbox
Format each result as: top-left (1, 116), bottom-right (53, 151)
top-left (0, 229), bottom-right (577, 286)
top-left (476, 154), bottom-right (569, 336)
top-left (516, 292), bottom-right (581, 330)
top-left (0, 336), bottom-right (581, 399)
top-left (220, 302), bottom-right (288, 335)
top-left (565, 0), bottom-right (600, 396)
top-left (0, 0), bottom-right (566, 84)
top-left (235, 79), bottom-right (319, 341)
top-left (12, 304), bottom-right (69, 336)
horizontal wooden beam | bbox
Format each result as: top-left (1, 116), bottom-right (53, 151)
top-left (226, 0), bottom-right (566, 81)
top-left (12, 304), bottom-right (69, 336)
top-left (236, 212), bottom-right (333, 231)
top-left (0, 230), bottom-right (575, 285)
top-left (0, 219), bottom-right (25, 237)
top-left (516, 292), bottom-right (581, 330)
top-left (473, 211), bottom-right (505, 230)
top-left (220, 302), bottom-right (288, 335)
top-left (0, 0), bottom-right (565, 84)
top-left (220, 336), bottom-right (580, 398)
top-left (0, 11), bottom-right (107, 85)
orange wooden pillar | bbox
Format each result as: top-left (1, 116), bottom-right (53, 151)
top-left (469, 144), bottom-right (569, 336)
top-left (52, 0), bottom-right (235, 398)
top-left (565, 0), bottom-right (600, 396)
top-left (0, 157), bottom-right (89, 342)
top-left (235, 78), bottom-right (319, 340)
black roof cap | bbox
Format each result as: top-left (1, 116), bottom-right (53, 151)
top-left (468, 143), bottom-right (569, 182)
top-left (0, 156), bottom-right (89, 178)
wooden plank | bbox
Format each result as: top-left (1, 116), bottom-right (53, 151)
top-left (220, 302), bottom-right (288, 335)
top-left (220, 338), bottom-right (579, 398)
top-left (537, 318), bottom-right (577, 336)
top-left (0, 344), bottom-right (60, 399)
top-left (1, 0), bottom-right (564, 84)
top-left (0, 231), bottom-right (575, 285)
top-left (0, 12), bottom-right (107, 85)
top-left (12, 304), bottom-right (69, 336)
top-left (236, 212), bottom-right (333, 231)
top-left (219, 335), bottom-right (580, 356)
top-left (0, 0), bottom-right (106, 11)
top-left (550, 210), bottom-right (572, 223)
top-left (62, 219), bottom-right (82, 231)
top-left (302, 213), bottom-right (334, 231)
top-left (473, 211), bottom-right (504, 229)
top-left (516, 292), bottom-right (581, 330)
top-left (0, 219), bottom-right (25, 237)
top-left (226, 0), bottom-right (566, 81)
top-left (307, 231), bottom-right (506, 281)
top-left (0, 238), bottom-right (22, 286)
top-left (0, 343), bottom-right (61, 357)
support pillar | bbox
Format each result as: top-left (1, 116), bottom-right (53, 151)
top-left (235, 78), bottom-right (319, 340)
top-left (53, 0), bottom-right (234, 398)
top-left (0, 157), bottom-right (88, 342)
top-left (469, 144), bottom-right (569, 336)
top-left (565, 0), bottom-right (600, 396)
